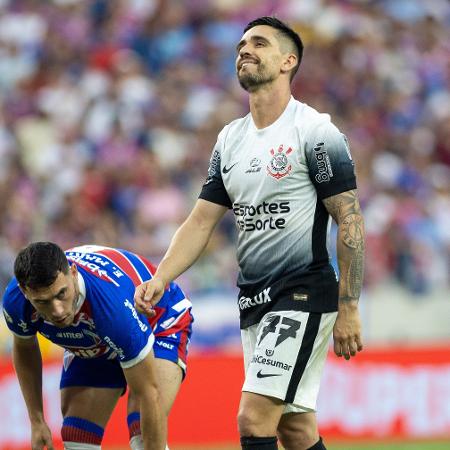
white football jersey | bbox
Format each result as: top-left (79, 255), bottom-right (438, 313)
top-left (200, 97), bottom-right (356, 328)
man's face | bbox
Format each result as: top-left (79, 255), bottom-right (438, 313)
top-left (22, 265), bottom-right (79, 328)
top-left (235, 25), bottom-right (286, 92)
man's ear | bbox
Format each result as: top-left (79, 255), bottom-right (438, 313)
top-left (281, 53), bottom-right (297, 75)
top-left (70, 263), bottom-right (78, 276)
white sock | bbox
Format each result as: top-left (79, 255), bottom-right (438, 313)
top-left (129, 435), bottom-right (169, 450)
top-left (64, 443), bottom-right (101, 450)
top-left (130, 435), bottom-right (144, 450)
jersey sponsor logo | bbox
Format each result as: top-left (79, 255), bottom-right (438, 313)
top-left (256, 370), bottom-right (282, 378)
top-left (155, 340), bottom-right (174, 351)
top-left (67, 253), bottom-right (120, 287)
top-left (124, 299), bottom-right (148, 332)
top-left (239, 287), bottom-right (271, 310)
top-left (68, 252), bottom-right (109, 267)
top-left (251, 354), bottom-right (292, 371)
top-left (63, 329), bottom-right (110, 359)
top-left (103, 335), bottom-right (125, 360)
top-left (222, 162), bottom-right (237, 174)
top-left (266, 145), bottom-right (293, 180)
top-left (233, 201), bottom-right (290, 232)
top-left (245, 158), bottom-right (261, 173)
top-left (313, 142), bottom-right (334, 183)
top-left (56, 331), bottom-right (83, 339)
top-left (204, 149), bottom-right (220, 185)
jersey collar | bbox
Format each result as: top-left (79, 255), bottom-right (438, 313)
top-left (75, 271), bottom-right (86, 313)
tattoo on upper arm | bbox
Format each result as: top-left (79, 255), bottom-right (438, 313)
top-left (323, 190), bottom-right (365, 301)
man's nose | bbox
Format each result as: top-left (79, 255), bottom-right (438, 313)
top-left (50, 300), bottom-right (65, 318)
top-left (239, 46), bottom-right (251, 58)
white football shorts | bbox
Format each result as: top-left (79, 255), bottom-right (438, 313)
top-left (241, 310), bottom-right (337, 414)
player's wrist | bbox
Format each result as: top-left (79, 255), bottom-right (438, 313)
top-left (153, 273), bottom-right (169, 289)
top-left (338, 297), bottom-right (359, 309)
top-left (29, 412), bottom-right (46, 426)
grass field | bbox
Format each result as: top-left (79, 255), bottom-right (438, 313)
top-left (328, 442), bottom-right (450, 450)
top-left (110, 440), bottom-right (450, 449)
top-left (164, 441), bottom-right (450, 450)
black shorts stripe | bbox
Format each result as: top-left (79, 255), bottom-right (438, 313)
top-left (285, 312), bottom-right (322, 403)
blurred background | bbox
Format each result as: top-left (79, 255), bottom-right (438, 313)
top-left (0, 0), bottom-right (449, 448)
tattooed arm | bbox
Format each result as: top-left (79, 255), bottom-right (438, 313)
top-left (323, 189), bottom-right (365, 359)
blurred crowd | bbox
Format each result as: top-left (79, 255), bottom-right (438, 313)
top-left (0, 0), bottom-right (449, 301)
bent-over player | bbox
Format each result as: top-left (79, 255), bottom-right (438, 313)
top-left (2, 242), bottom-right (193, 450)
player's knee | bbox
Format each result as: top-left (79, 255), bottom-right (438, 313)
top-left (62, 416), bottom-right (103, 449)
top-left (237, 405), bottom-right (256, 435)
top-left (238, 406), bottom-right (275, 436)
top-left (277, 419), bottom-right (318, 449)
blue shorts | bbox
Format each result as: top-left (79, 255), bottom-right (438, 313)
top-left (60, 326), bottom-right (192, 391)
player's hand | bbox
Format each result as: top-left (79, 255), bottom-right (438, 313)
top-left (134, 277), bottom-right (166, 317)
top-left (31, 421), bottom-right (55, 450)
top-left (333, 300), bottom-right (363, 360)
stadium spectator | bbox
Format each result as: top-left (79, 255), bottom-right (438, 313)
top-left (2, 242), bottom-right (193, 450)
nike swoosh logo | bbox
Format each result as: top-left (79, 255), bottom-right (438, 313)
top-left (222, 163), bottom-right (237, 174)
top-left (256, 370), bottom-right (282, 379)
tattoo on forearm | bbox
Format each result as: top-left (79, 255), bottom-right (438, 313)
top-left (342, 214), bottom-right (364, 249)
top-left (323, 190), bottom-right (365, 301)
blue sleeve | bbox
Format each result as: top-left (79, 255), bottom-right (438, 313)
top-left (2, 278), bottom-right (37, 338)
top-left (88, 278), bottom-right (153, 368)
top-left (198, 128), bottom-right (232, 208)
top-left (305, 122), bottom-right (357, 199)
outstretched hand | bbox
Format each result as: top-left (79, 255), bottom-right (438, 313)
top-left (134, 278), bottom-right (166, 317)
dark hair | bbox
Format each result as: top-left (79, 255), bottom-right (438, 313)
top-left (14, 242), bottom-right (69, 290)
top-left (244, 16), bottom-right (304, 81)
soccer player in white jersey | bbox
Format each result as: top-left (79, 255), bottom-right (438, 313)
top-left (135, 16), bottom-right (365, 450)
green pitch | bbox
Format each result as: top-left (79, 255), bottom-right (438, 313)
top-left (329, 442), bottom-right (450, 450)
top-left (167, 442), bottom-right (450, 450)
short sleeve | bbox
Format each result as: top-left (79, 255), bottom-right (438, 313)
top-left (305, 122), bottom-right (357, 199)
top-left (2, 279), bottom-right (37, 338)
top-left (198, 128), bottom-right (232, 208)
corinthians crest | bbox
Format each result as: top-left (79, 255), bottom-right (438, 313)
top-left (267, 145), bottom-right (293, 180)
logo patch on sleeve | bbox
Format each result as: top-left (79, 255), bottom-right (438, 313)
top-left (314, 142), bottom-right (333, 183)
